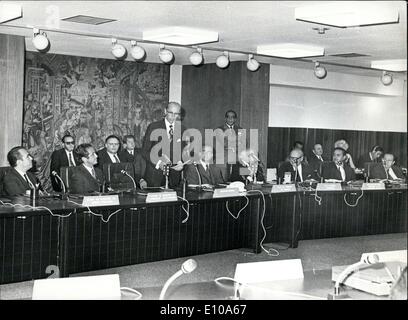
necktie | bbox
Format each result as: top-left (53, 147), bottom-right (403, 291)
top-left (319, 156), bottom-right (323, 162)
top-left (68, 153), bottom-right (74, 166)
top-left (24, 174), bottom-right (35, 189)
top-left (338, 166), bottom-right (346, 181)
top-left (129, 150), bottom-right (134, 155)
top-left (169, 124), bottom-right (173, 139)
top-left (203, 163), bottom-right (207, 171)
top-left (114, 155), bottom-right (120, 163)
top-left (91, 167), bottom-right (96, 178)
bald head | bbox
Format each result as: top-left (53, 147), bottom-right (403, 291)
top-left (382, 153), bottom-right (395, 170)
top-left (289, 149), bottom-right (303, 166)
top-left (165, 102), bottom-right (181, 124)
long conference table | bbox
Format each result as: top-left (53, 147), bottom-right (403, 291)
top-left (0, 183), bottom-right (406, 285)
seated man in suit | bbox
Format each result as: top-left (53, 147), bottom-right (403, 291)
top-left (357, 145), bottom-right (384, 169)
top-left (229, 148), bottom-right (265, 183)
top-left (334, 139), bottom-right (356, 170)
top-left (69, 143), bottom-right (104, 194)
top-left (3, 146), bottom-right (42, 196)
top-left (369, 153), bottom-right (405, 181)
top-left (184, 145), bottom-right (226, 187)
top-left (119, 134), bottom-right (147, 189)
top-left (50, 134), bottom-right (78, 191)
top-left (278, 149), bottom-right (314, 183)
top-left (96, 135), bottom-right (125, 168)
top-left (322, 147), bottom-right (356, 182)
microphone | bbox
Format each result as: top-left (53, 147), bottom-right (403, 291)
top-left (159, 259), bottom-right (197, 300)
top-left (193, 162), bottom-right (202, 189)
top-left (329, 254), bottom-right (379, 299)
top-left (51, 170), bottom-right (68, 199)
top-left (121, 169), bottom-right (137, 191)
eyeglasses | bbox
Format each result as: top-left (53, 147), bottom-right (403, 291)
top-left (107, 143), bottom-right (120, 146)
top-left (65, 141), bottom-right (75, 145)
top-left (289, 156), bottom-right (302, 160)
top-left (166, 111), bottom-right (181, 116)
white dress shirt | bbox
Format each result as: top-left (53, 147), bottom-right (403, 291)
top-left (108, 152), bottom-right (120, 163)
top-left (336, 164), bottom-right (346, 181)
top-left (65, 150), bottom-right (76, 166)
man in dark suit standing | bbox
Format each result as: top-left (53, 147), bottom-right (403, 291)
top-left (369, 153), bottom-right (405, 180)
top-left (308, 143), bottom-right (325, 178)
top-left (96, 135), bottom-right (125, 168)
top-left (3, 146), bottom-right (41, 196)
top-left (357, 145), bottom-right (384, 169)
top-left (50, 134), bottom-right (78, 192)
top-left (278, 149), bottom-right (314, 183)
top-left (184, 145), bottom-right (226, 186)
top-left (322, 147), bottom-right (356, 182)
top-left (119, 134), bottom-right (147, 189)
top-left (142, 102), bottom-right (187, 188)
top-left (69, 143), bottom-right (104, 194)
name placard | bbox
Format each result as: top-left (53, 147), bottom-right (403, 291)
top-left (213, 188), bottom-right (242, 198)
top-left (271, 184), bottom-right (297, 193)
top-left (362, 183), bottom-right (385, 190)
top-left (82, 195), bottom-right (120, 207)
top-left (146, 191), bottom-right (178, 203)
top-left (316, 183), bottom-right (342, 191)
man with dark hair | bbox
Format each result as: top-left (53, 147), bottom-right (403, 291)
top-left (96, 135), bottom-right (125, 168)
top-left (357, 145), bottom-right (384, 168)
top-left (184, 145), bottom-right (226, 186)
top-left (293, 141), bottom-right (304, 151)
top-left (69, 143), bottom-right (104, 194)
top-left (322, 147), bottom-right (356, 182)
top-left (278, 149), bottom-right (314, 183)
top-left (119, 134), bottom-right (147, 189)
top-left (3, 146), bottom-right (41, 196)
top-left (142, 102), bottom-right (187, 188)
top-left (370, 153), bottom-right (405, 180)
top-left (50, 134), bottom-right (78, 191)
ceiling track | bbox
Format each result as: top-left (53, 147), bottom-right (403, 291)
top-left (0, 23), bottom-right (406, 74)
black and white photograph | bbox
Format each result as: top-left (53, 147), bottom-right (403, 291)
top-left (0, 0), bottom-right (406, 307)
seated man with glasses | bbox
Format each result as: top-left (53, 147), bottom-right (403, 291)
top-left (3, 146), bottom-right (43, 196)
top-left (96, 135), bottom-right (125, 168)
top-left (369, 153), bottom-right (405, 181)
top-left (278, 149), bottom-right (315, 183)
top-left (70, 143), bottom-right (104, 194)
top-left (50, 134), bottom-right (78, 192)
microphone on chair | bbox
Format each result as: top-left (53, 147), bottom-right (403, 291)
top-left (51, 171), bottom-right (68, 200)
top-left (159, 259), bottom-right (198, 300)
top-left (121, 170), bottom-right (137, 191)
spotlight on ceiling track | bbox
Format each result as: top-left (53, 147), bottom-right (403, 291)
top-left (111, 38), bottom-right (127, 59)
top-left (32, 28), bottom-right (50, 52)
top-left (159, 44), bottom-right (174, 64)
top-left (247, 54), bottom-right (260, 72)
top-left (381, 71), bottom-right (393, 86)
top-left (130, 40), bottom-right (146, 61)
top-left (189, 47), bottom-right (204, 66)
top-left (314, 61), bottom-right (327, 79)
top-left (216, 51), bottom-right (229, 69)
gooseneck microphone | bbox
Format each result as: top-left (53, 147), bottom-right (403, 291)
top-left (121, 170), bottom-right (137, 190)
top-left (159, 259), bottom-right (198, 300)
top-left (329, 253), bottom-right (380, 299)
top-left (51, 171), bottom-right (68, 199)
top-left (193, 162), bottom-right (202, 188)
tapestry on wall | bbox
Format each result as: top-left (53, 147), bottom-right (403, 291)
top-left (23, 52), bottom-right (170, 191)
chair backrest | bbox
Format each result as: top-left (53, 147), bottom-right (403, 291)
top-left (0, 167), bottom-right (12, 196)
top-left (103, 162), bottom-right (136, 190)
top-left (364, 162), bottom-right (374, 178)
top-left (59, 166), bottom-right (80, 193)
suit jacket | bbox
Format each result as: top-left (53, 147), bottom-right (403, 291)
top-left (69, 165), bottom-right (104, 194)
top-left (322, 162), bottom-right (356, 182)
top-left (229, 161), bottom-right (265, 183)
top-left (369, 163), bottom-right (405, 180)
top-left (142, 119), bottom-right (186, 188)
top-left (278, 161), bottom-right (315, 182)
top-left (184, 163), bottom-right (226, 186)
top-left (50, 148), bottom-right (78, 191)
top-left (118, 148), bottom-right (146, 181)
top-left (96, 148), bottom-right (126, 168)
top-left (357, 153), bottom-right (379, 169)
top-left (3, 168), bottom-right (39, 196)
top-left (308, 154), bottom-right (325, 176)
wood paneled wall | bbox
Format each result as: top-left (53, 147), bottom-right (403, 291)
top-left (181, 62), bottom-right (270, 163)
top-left (267, 127), bottom-right (407, 168)
top-left (0, 34), bottom-right (25, 166)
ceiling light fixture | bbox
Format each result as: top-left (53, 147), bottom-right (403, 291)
top-left (381, 71), bottom-right (393, 86)
top-left (189, 47), bottom-right (204, 66)
top-left (257, 43), bottom-right (324, 58)
top-left (295, 3), bottom-right (399, 28)
top-left (159, 44), bottom-right (174, 64)
top-left (32, 28), bottom-right (50, 52)
top-left (111, 38), bottom-right (126, 59)
top-left (314, 61), bottom-right (327, 79)
top-left (371, 59), bottom-right (407, 72)
top-left (143, 26), bottom-right (219, 46)
top-left (130, 40), bottom-right (146, 61)
top-left (216, 51), bottom-right (230, 69)
top-left (247, 54), bottom-right (260, 72)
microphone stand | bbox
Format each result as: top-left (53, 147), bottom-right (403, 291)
top-left (193, 162), bottom-right (203, 191)
top-left (162, 163), bottom-right (173, 191)
top-left (121, 170), bottom-right (137, 194)
top-left (52, 171), bottom-right (68, 200)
